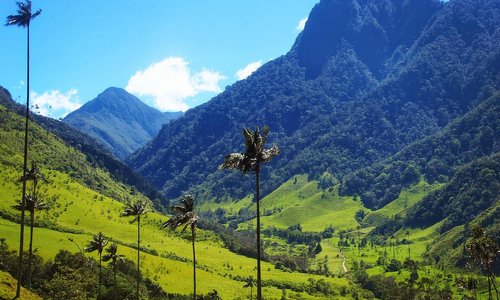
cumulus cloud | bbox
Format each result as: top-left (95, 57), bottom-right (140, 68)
top-left (236, 61), bottom-right (263, 80)
top-left (126, 57), bottom-right (225, 112)
top-left (31, 89), bottom-right (82, 119)
top-left (296, 17), bottom-right (308, 32)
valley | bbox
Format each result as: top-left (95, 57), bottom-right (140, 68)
top-left (1, 0), bottom-right (499, 299)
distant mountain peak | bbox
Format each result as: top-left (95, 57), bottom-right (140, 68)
top-left (63, 88), bottom-right (182, 159)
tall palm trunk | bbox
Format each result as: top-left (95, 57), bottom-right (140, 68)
top-left (98, 253), bottom-right (102, 299)
top-left (111, 258), bottom-right (117, 300)
top-left (191, 224), bottom-right (196, 300)
top-left (16, 22), bottom-right (31, 299)
top-left (255, 164), bottom-right (262, 300)
top-left (27, 179), bottom-right (37, 288)
top-left (137, 215), bottom-right (140, 300)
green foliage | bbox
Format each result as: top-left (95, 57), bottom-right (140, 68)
top-left (405, 153), bottom-right (500, 232)
top-left (340, 94), bottom-right (500, 209)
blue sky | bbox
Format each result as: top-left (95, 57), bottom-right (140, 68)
top-left (0, 0), bottom-right (318, 118)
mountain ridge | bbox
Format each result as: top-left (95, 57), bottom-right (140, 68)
top-left (127, 0), bottom-right (499, 204)
top-left (64, 87), bottom-right (182, 159)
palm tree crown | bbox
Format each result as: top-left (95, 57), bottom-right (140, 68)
top-left (12, 194), bottom-right (48, 214)
top-left (5, 0), bottom-right (41, 27)
top-left (162, 194), bottom-right (197, 233)
top-left (219, 126), bottom-right (280, 173)
top-left (121, 199), bottom-right (149, 221)
top-left (85, 232), bottom-right (109, 255)
top-left (162, 194), bottom-right (198, 299)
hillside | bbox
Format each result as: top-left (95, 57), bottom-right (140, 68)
top-left (1, 92), bottom-right (497, 298)
top-left (0, 100), bottom-right (355, 299)
top-left (127, 0), bottom-right (500, 204)
top-left (0, 86), bottom-right (166, 208)
top-left (64, 87), bottom-right (182, 159)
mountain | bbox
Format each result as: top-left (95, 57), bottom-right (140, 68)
top-left (63, 87), bottom-right (182, 159)
top-left (127, 0), bottom-right (499, 203)
top-left (0, 86), bottom-right (166, 208)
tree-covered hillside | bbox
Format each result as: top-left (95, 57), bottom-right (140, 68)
top-left (127, 0), bottom-right (499, 204)
top-left (340, 93), bottom-right (500, 209)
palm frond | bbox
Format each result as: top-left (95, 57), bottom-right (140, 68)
top-left (120, 199), bottom-right (149, 221)
top-left (220, 126), bottom-right (279, 174)
top-left (85, 232), bottom-right (108, 254)
top-left (161, 195), bottom-right (197, 234)
top-left (5, 1), bottom-right (41, 27)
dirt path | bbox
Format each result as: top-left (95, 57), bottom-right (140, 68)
top-left (338, 247), bottom-right (348, 274)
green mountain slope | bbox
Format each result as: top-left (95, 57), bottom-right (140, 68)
top-left (127, 0), bottom-right (500, 205)
top-left (0, 86), bottom-right (166, 208)
top-left (340, 93), bottom-right (500, 209)
top-left (64, 87), bottom-right (182, 159)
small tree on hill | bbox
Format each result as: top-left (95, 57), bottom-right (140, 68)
top-left (243, 276), bottom-right (256, 300)
top-left (121, 198), bottom-right (149, 300)
top-left (85, 232), bottom-right (109, 299)
top-left (102, 243), bottom-right (125, 299)
top-left (466, 225), bottom-right (499, 300)
top-left (162, 194), bottom-right (198, 300)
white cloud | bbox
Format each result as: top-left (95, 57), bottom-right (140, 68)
top-left (296, 17), bottom-right (308, 32)
top-left (236, 61), bottom-right (263, 80)
top-left (31, 89), bottom-right (82, 119)
top-left (125, 57), bottom-right (225, 112)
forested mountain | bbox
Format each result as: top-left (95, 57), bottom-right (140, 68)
top-left (0, 86), bottom-right (166, 208)
top-left (127, 0), bottom-right (499, 203)
top-left (64, 87), bottom-right (182, 159)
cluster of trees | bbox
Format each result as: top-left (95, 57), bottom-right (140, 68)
top-left (0, 239), bottom-right (220, 299)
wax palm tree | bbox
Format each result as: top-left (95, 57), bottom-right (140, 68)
top-left (219, 126), bottom-right (279, 299)
top-left (85, 232), bottom-right (109, 299)
top-left (162, 194), bottom-right (198, 300)
top-left (243, 276), bottom-right (256, 300)
top-left (466, 225), bottom-right (499, 300)
top-left (13, 161), bottom-right (46, 288)
top-left (406, 230), bottom-right (411, 260)
top-left (121, 199), bottom-right (149, 300)
top-left (12, 194), bottom-right (48, 288)
top-left (5, 2), bottom-right (42, 296)
top-left (103, 243), bottom-right (125, 299)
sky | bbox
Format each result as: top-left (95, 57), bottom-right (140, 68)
top-left (0, 0), bottom-right (318, 119)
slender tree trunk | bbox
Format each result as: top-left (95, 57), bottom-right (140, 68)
top-left (250, 285), bottom-right (253, 300)
top-left (16, 24), bottom-right (31, 299)
top-left (27, 180), bottom-right (37, 289)
top-left (255, 165), bottom-right (262, 300)
top-left (113, 262), bottom-right (117, 300)
top-left (27, 211), bottom-right (34, 288)
top-left (98, 253), bottom-right (102, 299)
top-left (192, 225), bottom-right (196, 300)
top-left (137, 215), bottom-right (140, 300)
